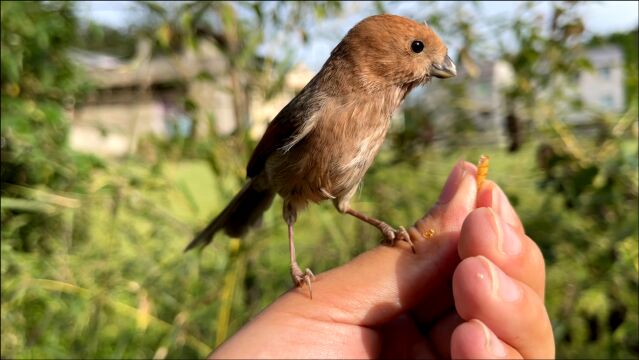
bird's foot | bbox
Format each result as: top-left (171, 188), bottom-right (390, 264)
top-left (291, 265), bottom-right (315, 299)
top-left (381, 224), bottom-right (416, 254)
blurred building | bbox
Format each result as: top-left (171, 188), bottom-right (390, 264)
top-left (69, 39), bottom-right (313, 157)
top-left (415, 44), bottom-right (626, 148)
top-left (70, 38), bottom-right (625, 157)
top-left (407, 59), bottom-right (515, 147)
top-left (578, 45), bottom-right (625, 112)
top-left (460, 60), bottom-right (515, 147)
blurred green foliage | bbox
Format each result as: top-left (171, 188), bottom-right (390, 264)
top-left (1, 1), bottom-right (638, 359)
top-left (134, 1), bottom-right (342, 134)
top-left (534, 122), bottom-right (638, 358)
top-left (1, 1), bottom-right (101, 252)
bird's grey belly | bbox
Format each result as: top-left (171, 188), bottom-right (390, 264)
top-left (265, 127), bottom-right (387, 208)
top-left (328, 134), bottom-right (385, 197)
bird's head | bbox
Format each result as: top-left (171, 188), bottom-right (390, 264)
top-left (336, 14), bottom-right (456, 90)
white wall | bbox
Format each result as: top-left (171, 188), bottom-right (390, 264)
top-left (578, 46), bottom-right (625, 112)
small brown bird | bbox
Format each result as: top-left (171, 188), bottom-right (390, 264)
top-left (186, 14), bottom-right (456, 296)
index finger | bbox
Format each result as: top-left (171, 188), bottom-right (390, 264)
top-left (461, 181), bottom-right (546, 298)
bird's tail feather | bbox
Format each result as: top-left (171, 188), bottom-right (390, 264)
top-left (184, 180), bottom-right (275, 252)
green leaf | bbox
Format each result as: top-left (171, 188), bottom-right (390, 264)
top-left (0, 197), bottom-right (56, 214)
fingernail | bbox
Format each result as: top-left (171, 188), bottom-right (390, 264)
top-left (477, 256), bottom-right (522, 302)
top-left (438, 160), bottom-right (468, 205)
top-left (500, 220), bottom-right (522, 256)
top-left (491, 185), bottom-right (522, 229)
top-left (486, 208), bottom-right (521, 256)
top-left (471, 319), bottom-right (507, 358)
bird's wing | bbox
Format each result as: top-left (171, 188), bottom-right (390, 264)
top-left (246, 85), bottom-right (322, 178)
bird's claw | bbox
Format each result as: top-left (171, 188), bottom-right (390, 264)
top-left (292, 267), bottom-right (315, 299)
top-left (382, 225), bottom-right (415, 253)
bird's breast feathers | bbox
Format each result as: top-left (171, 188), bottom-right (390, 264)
top-left (264, 87), bottom-right (406, 201)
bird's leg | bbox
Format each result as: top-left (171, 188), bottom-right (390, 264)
top-left (345, 208), bottom-right (415, 253)
top-left (288, 222), bottom-right (315, 298)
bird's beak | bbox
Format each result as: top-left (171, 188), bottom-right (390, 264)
top-left (431, 55), bottom-right (457, 79)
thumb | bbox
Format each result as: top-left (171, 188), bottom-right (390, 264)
top-left (275, 160), bottom-right (478, 326)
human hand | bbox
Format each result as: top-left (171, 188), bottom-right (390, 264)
top-left (210, 161), bottom-right (555, 359)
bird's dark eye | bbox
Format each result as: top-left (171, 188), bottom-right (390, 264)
top-left (411, 40), bottom-right (424, 53)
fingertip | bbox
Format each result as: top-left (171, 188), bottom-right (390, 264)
top-left (459, 205), bottom-right (546, 299)
top-left (459, 207), bottom-right (496, 259)
top-left (452, 256), bottom-right (491, 321)
top-left (451, 320), bottom-right (521, 359)
top-left (462, 160), bottom-right (478, 175)
top-left (476, 181), bottom-right (523, 231)
top-left (452, 255), bottom-right (554, 359)
top-left (476, 180), bottom-right (495, 208)
top-left (445, 161), bottom-right (478, 219)
top-left (438, 160), bottom-right (470, 205)
top-left (437, 160), bottom-right (478, 205)
top-left (415, 161), bottom-right (478, 237)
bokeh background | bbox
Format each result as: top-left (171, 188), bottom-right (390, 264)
top-left (1, 1), bottom-right (637, 358)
